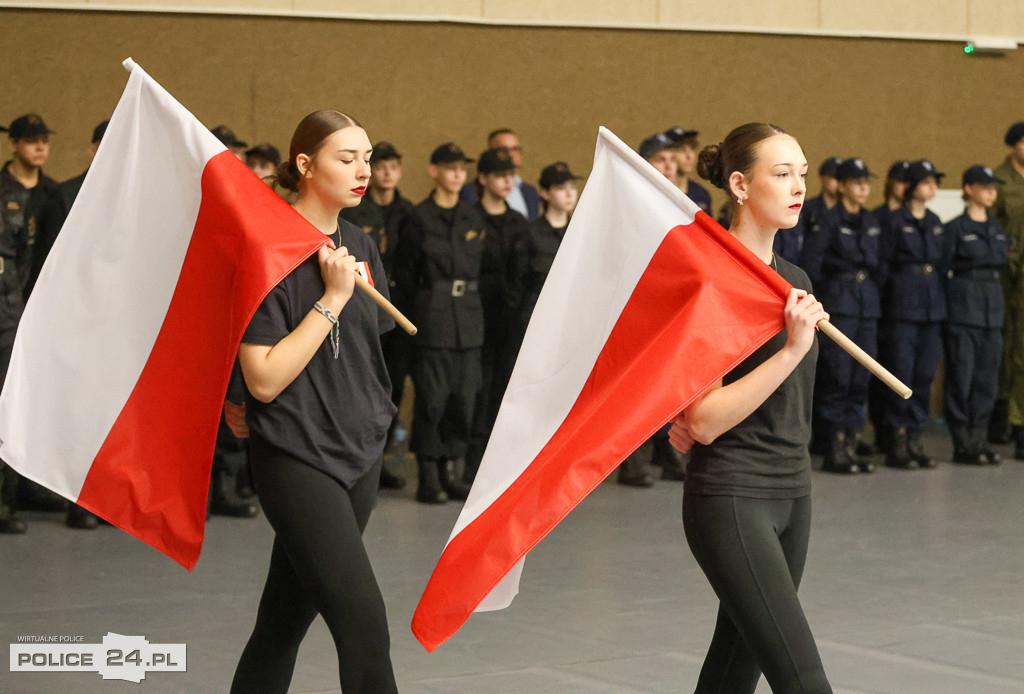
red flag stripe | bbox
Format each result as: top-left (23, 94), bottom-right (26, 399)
top-left (75, 151), bottom-right (324, 569)
top-left (412, 211), bottom-right (792, 650)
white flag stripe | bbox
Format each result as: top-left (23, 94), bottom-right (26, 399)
top-left (0, 60), bottom-right (224, 498)
top-left (442, 128), bottom-right (699, 610)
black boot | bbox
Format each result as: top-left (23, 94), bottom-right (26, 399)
top-left (66, 504), bottom-right (99, 530)
top-left (618, 440), bottom-right (655, 487)
top-left (845, 430), bottom-right (875, 473)
top-left (951, 426), bottom-right (983, 465)
top-left (907, 431), bottom-right (936, 469)
top-left (0, 466), bottom-right (27, 534)
top-left (415, 456), bottom-right (448, 504)
top-left (209, 470), bottom-right (259, 517)
top-left (885, 429), bottom-right (917, 469)
top-left (973, 427), bottom-right (1002, 465)
top-left (822, 432), bottom-right (858, 474)
top-left (440, 459), bottom-right (471, 501)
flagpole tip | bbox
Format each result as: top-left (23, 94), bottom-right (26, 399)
top-left (122, 57), bottom-right (137, 73)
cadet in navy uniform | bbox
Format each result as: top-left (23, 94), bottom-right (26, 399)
top-left (341, 141), bottom-right (417, 489)
top-left (878, 159), bottom-right (947, 469)
top-left (942, 165), bottom-right (1008, 464)
top-left (394, 143), bottom-right (487, 503)
top-left (463, 148), bottom-right (529, 487)
top-left (800, 158), bottom-right (881, 473)
top-left (801, 157), bottom-right (841, 234)
top-left (665, 126), bottom-right (713, 214)
top-left (864, 160), bottom-right (910, 454)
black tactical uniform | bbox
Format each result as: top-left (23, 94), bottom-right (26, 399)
top-left (394, 148), bottom-right (487, 503)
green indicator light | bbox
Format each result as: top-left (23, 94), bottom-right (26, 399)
top-left (964, 43), bottom-right (975, 54)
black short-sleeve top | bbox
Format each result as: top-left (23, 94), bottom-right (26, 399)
top-left (684, 256), bottom-right (817, 499)
top-left (242, 219), bottom-right (397, 488)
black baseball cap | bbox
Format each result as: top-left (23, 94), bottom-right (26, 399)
top-left (886, 160), bottom-right (911, 181)
top-left (818, 157), bottom-right (842, 177)
top-left (210, 125), bottom-right (247, 149)
top-left (638, 132), bottom-right (677, 161)
top-left (835, 158), bottom-right (874, 181)
top-left (962, 165), bottom-right (1004, 186)
top-left (477, 148), bottom-right (516, 174)
top-left (1004, 122), bottom-right (1024, 147)
top-left (539, 161), bottom-right (581, 188)
top-left (6, 114), bottom-right (53, 140)
top-left (430, 142), bottom-right (473, 165)
top-left (91, 120), bottom-right (109, 144)
top-left (370, 141), bottom-right (401, 163)
top-left (905, 159), bottom-right (945, 185)
top-left (664, 126), bottom-right (699, 144)
top-left (244, 143), bottom-right (281, 167)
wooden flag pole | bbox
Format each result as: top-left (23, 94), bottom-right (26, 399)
top-left (817, 319), bottom-right (910, 399)
top-left (355, 274), bottom-right (417, 335)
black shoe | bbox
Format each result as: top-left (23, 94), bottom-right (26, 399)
top-left (979, 447), bottom-right (1003, 465)
top-left (440, 459), bottom-right (471, 501)
top-left (0, 510), bottom-right (26, 534)
top-left (952, 449), bottom-right (985, 465)
top-left (379, 466), bottom-right (407, 490)
top-left (844, 431), bottom-right (875, 473)
top-left (988, 401), bottom-right (1011, 444)
top-left (209, 471), bottom-right (259, 518)
top-left (907, 433), bottom-right (936, 469)
top-left (66, 505), bottom-right (99, 530)
top-left (822, 434), bottom-right (859, 474)
top-left (885, 431), bottom-right (917, 470)
top-left (416, 457), bottom-right (448, 504)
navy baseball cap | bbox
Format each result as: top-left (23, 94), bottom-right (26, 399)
top-left (7, 114), bottom-right (53, 140)
top-left (244, 143), bottom-right (281, 167)
top-left (886, 160), bottom-right (911, 181)
top-left (211, 125), bottom-right (247, 148)
top-left (818, 157), bottom-right (842, 177)
top-left (962, 165), bottom-right (1004, 186)
top-left (539, 161), bottom-right (581, 188)
top-left (370, 141), bottom-right (401, 163)
top-left (905, 159), bottom-right (945, 185)
top-left (477, 147), bottom-right (516, 174)
top-left (664, 126), bottom-right (698, 143)
top-left (91, 120), bottom-right (109, 144)
top-left (430, 142), bottom-right (473, 165)
top-left (638, 132), bottom-right (677, 161)
top-left (835, 158), bottom-right (874, 181)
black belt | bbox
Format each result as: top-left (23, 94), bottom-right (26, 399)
top-left (836, 270), bottom-right (870, 283)
top-left (433, 279), bottom-right (479, 297)
top-left (954, 268), bottom-right (1000, 281)
top-left (897, 263), bottom-right (936, 276)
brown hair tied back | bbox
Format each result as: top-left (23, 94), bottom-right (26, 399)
top-left (697, 123), bottom-right (789, 193)
top-left (274, 110), bottom-right (362, 192)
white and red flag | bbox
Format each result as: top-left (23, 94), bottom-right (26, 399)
top-left (412, 127), bottom-right (797, 651)
top-left (0, 59), bottom-right (324, 569)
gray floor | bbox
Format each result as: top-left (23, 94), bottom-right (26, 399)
top-left (4, 428), bottom-right (1024, 694)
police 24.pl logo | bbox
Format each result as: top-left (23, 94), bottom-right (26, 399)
top-left (11, 632), bottom-right (186, 683)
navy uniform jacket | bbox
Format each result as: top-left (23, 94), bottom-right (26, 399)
top-left (477, 205), bottom-right (527, 346)
top-left (683, 179), bottom-right (712, 215)
top-left (773, 215), bottom-right (805, 267)
top-left (460, 180), bottom-right (541, 221)
top-left (340, 189), bottom-right (416, 311)
top-left (879, 206), bottom-right (947, 322)
top-left (942, 212), bottom-right (1007, 329)
top-left (393, 194), bottom-right (487, 350)
top-left (800, 204), bottom-right (881, 319)
top-left (510, 215), bottom-right (567, 331)
top-left (800, 195), bottom-right (834, 235)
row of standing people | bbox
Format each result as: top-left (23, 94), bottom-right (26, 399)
top-left (769, 122), bottom-right (1024, 472)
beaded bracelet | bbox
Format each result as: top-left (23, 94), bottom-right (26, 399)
top-left (313, 301), bottom-right (340, 359)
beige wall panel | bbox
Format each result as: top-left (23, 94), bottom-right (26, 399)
top-left (967, 0), bottom-right (1023, 38)
top-left (291, 0), bottom-right (482, 17)
top-left (821, 0), bottom-right (970, 37)
top-left (658, 0), bottom-right (819, 31)
top-left (481, 0), bottom-right (657, 25)
top-left (2, 9), bottom-right (1022, 212)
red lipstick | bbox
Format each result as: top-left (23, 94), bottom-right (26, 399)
top-left (352, 186), bottom-right (366, 195)
top-left (789, 203), bottom-right (802, 210)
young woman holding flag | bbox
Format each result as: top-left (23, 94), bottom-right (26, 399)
top-left (669, 123), bottom-right (833, 693)
top-left (231, 110), bottom-right (398, 693)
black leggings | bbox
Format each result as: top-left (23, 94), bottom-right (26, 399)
top-left (683, 494), bottom-right (831, 694)
top-left (230, 439), bottom-right (397, 694)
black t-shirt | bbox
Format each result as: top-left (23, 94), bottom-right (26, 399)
top-left (684, 256), bottom-right (817, 499)
top-left (242, 220), bottom-right (397, 488)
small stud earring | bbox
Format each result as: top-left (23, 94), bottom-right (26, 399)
top-left (736, 197), bottom-right (744, 206)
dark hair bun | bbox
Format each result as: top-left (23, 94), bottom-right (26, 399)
top-left (697, 143), bottom-right (726, 189)
top-left (274, 160), bottom-right (300, 192)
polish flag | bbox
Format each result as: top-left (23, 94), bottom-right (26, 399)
top-left (412, 127), bottom-right (796, 651)
top-left (0, 59), bottom-right (325, 569)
